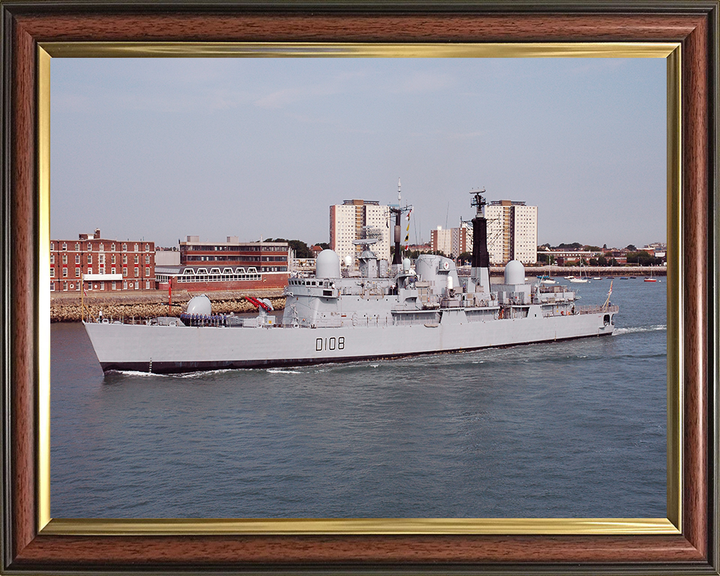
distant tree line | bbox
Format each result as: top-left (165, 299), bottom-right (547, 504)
top-left (624, 250), bottom-right (663, 266)
top-left (539, 242), bottom-right (640, 252)
top-left (538, 251), bottom-right (660, 267)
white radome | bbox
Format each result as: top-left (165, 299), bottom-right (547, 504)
top-left (316, 249), bottom-right (341, 279)
top-left (186, 294), bottom-right (212, 316)
top-left (504, 260), bottom-right (525, 285)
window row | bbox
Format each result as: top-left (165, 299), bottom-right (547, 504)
top-left (51, 267), bottom-right (151, 278)
top-left (50, 280), bottom-right (152, 291)
top-left (185, 255), bottom-right (264, 262)
top-left (184, 245), bottom-right (287, 252)
top-left (50, 253), bottom-right (150, 264)
top-left (176, 274), bottom-right (262, 283)
top-left (51, 242), bottom-right (152, 252)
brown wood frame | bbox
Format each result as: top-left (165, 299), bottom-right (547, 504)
top-left (1, 1), bottom-right (717, 573)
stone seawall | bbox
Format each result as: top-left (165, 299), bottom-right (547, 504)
top-left (51, 289), bottom-right (286, 323)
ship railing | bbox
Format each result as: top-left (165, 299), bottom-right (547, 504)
top-left (577, 304), bottom-right (619, 315)
top-left (539, 285), bottom-right (570, 293)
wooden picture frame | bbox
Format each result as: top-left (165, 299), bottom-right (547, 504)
top-left (1, 1), bottom-right (717, 573)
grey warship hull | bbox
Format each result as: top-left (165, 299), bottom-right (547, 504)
top-left (85, 303), bottom-right (615, 374)
top-left (83, 189), bottom-right (618, 374)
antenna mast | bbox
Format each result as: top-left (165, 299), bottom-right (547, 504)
top-left (470, 187), bottom-right (487, 217)
top-left (468, 187), bottom-right (491, 293)
top-left (390, 178), bottom-right (412, 266)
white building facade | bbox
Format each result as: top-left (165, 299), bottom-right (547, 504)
top-left (483, 200), bottom-right (538, 265)
top-left (430, 224), bottom-right (473, 258)
top-left (430, 226), bottom-right (452, 256)
top-left (329, 199), bottom-right (391, 264)
top-left (452, 223), bottom-right (473, 258)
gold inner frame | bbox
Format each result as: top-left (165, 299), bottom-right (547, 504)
top-left (36, 42), bottom-right (682, 536)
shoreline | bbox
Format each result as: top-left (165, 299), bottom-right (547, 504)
top-left (501, 264), bottom-right (667, 276)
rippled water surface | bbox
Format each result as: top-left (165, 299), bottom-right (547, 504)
top-left (51, 278), bottom-right (666, 518)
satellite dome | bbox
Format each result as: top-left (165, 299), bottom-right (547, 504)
top-left (504, 260), bottom-right (525, 285)
top-left (316, 249), bottom-right (341, 279)
top-left (186, 294), bottom-right (212, 316)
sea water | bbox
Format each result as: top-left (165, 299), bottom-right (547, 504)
top-left (50, 278), bottom-right (666, 518)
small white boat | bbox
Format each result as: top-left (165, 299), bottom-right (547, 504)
top-left (569, 264), bottom-right (590, 284)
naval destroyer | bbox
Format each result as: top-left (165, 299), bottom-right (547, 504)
top-left (84, 190), bottom-right (618, 374)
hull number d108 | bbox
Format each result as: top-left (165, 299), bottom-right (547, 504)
top-left (316, 337), bottom-right (345, 352)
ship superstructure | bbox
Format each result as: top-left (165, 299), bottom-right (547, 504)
top-left (84, 190), bottom-right (618, 373)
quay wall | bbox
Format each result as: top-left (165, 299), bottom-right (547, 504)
top-left (51, 289), bottom-right (286, 323)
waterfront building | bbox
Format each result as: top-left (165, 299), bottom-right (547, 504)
top-left (483, 200), bottom-right (538, 265)
top-left (430, 224), bottom-right (472, 258)
top-left (453, 223), bottom-right (473, 258)
top-left (50, 229), bottom-right (155, 292)
top-left (291, 256), bottom-right (317, 276)
top-left (643, 242), bottom-right (667, 260)
top-left (155, 247), bottom-right (181, 266)
top-left (540, 250), bottom-right (598, 265)
top-left (155, 236), bottom-right (289, 292)
top-left (430, 226), bottom-right (452, 256)
top-left (329, 200), bottom-right (391, 266)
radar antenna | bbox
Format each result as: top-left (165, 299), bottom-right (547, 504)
top-left (353, 225), bottom-right (381, 247)
top-left (470, 187), bottom-right (487, 217)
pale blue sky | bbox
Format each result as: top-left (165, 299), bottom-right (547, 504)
top-left (51, 57), bottom-right (666, 248)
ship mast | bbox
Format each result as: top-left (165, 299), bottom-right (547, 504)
top-left (390, 178), bottom-right (412, 267)
top-left (469, 188), bottom-right (491, 294)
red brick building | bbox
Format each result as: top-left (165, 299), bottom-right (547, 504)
top-left (50, 229), bottom-right (155, 292)
top-left (155, 236), bottom-right (289, 292)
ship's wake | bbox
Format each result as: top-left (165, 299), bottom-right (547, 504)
top-left (266, 368), bottom-right (303, 374)
top-left (613, 324), bottom-right (667, 335)
top-left (106, 370), bottom-right (166, 378)
top-left (105, 368), bottom-right (238, 380)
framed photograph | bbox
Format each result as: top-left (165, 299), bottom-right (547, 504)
top-left (1, 1), bottom-right (717, 573)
